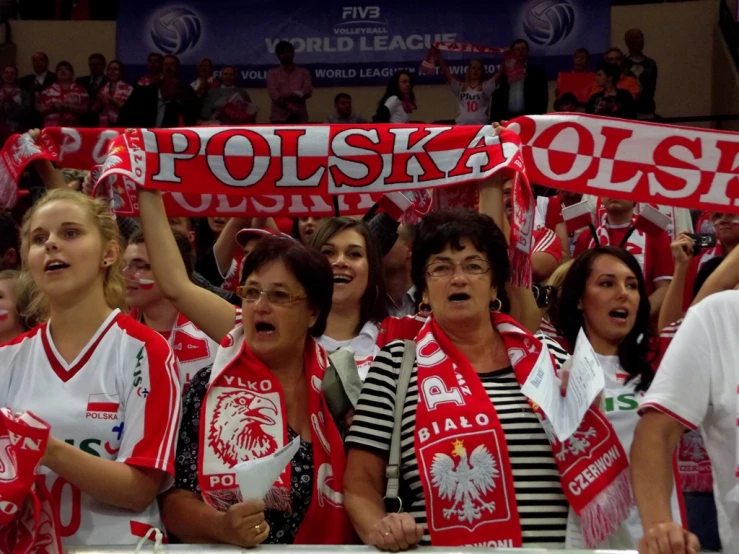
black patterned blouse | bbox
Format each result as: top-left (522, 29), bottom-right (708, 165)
top-left (174, 365), bottom-right (314, 544)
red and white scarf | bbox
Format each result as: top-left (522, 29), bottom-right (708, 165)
top-left (414, 314), bottom-right (632, 547)
top-left (420, 41), bottom-right (505, 75)
top-left (590, 211), bottom-right (647, 271)
top-left (198, 326), bottom-right (355, 544)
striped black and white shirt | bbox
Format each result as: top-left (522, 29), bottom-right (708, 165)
top-left (346, 335), bottom-right (571, 547)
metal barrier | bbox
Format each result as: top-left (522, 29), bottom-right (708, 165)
top-left (66, 548), bottom-right (642, 554)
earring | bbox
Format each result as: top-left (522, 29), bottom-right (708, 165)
top-left (418, 302), bottom-right (432, 316)
top-left (489, 298), bottom-right (502, 312)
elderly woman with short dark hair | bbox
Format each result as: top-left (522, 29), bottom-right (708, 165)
top-left (344, 208), bottom-right (633, 550)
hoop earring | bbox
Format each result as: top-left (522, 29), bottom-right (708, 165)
top-left (418, 302), bottom-right (432, 316)
top-left (489, 298), bottom-right (502, 312)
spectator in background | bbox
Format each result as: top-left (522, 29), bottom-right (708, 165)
top-left (326, 92), bottom-right (367, 124)
top-left (592, 48), bottom-right (641, 101)
top-left (623, 29), bottom-right (658, 118)
top-left (491, 39), bottom-right (548, 121)
top-left (586, 62), bottom-right (637, 119)
top-left (190, 58), bottom-right (220, 99)
top-left (266, 41), bottom-right (312, 123)
top-left (19, 51), bottom-right (56, 101)
top-left (38, 61), bottom-right (89, 127)
top-left (137, 52), bottom-right (163, 87)
top-left (435, 52), bottom-right (497, 125)
top-left (76, 53), bottom-right (108, 108)
top-left (572, 47), bottom-right (591, 72)
top-left (118, 55), bottom-right (198, 128)
top-left (92, 60), bottom-right (133, 127)
top-left (0, 66), bottom-right (30, 139)
top-left (555, 48), bottom-right (596, 107)
top-left (373, 70), bottom-right (416, 123)
top-left (0, 210), bottom-right (19, 270)
top-left (553, 92), bottom-right (578, 112)
top-left (200, 65), bottom-right (258, 124)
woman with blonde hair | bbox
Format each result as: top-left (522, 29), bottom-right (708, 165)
top-left (537, 259), bottom-right (573, 343)
top-left (0, 189), bottom-right (180, 547)
top-left (435, 50), bottom-right (497, 125)
top-left (0, 269), bottom-right (28, 344)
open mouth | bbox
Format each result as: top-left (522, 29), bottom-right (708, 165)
top-left (333, 274), bottom-right (353, 285)
top-left (448, 293), bottom-right (471, 303)
top-left (0, 310), bottom-right (8, 322)
top-left (44, 260), bottom-right (70, 272)
top-left (609, 308), bottom-right (629, 320)
top-left (255, 322), bottom-right (276, 335)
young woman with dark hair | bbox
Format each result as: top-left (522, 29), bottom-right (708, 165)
top-left (310, 217), bottom-right (388, 379)
top-left (373, 70), bottom-right (416, 123)
top-left (554, 245), bottom-right (682, 542)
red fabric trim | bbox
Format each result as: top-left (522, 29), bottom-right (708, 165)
top-left (639, 402), bottom-right (699, 431)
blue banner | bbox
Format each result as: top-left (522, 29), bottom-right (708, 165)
top-left (117, 0), bottom-right (610, 87)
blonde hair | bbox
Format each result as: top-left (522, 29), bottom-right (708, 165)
top-left (546, 259), bottom-right (573, 289)
top-left (462, 59), bottom-right (486, 92)
top-left (18, 189), bottom-right (126, 323)
top-left (0, 269), bottom-right (35, 330)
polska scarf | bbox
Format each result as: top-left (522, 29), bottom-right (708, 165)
top-left (590, 212), bottom-right (647, 271)
top-left (414, 314), bottom-right (632, 547)
top-left (419, 41), bottom-right (505, 75)
top-left (198, 325), bottom-right (355, 544)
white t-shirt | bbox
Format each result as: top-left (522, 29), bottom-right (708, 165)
top-left (0, 309), bottom-right (181, 546)
top-left (640, 290), bottom-right (739, 553)
top-left (598, 354), bottom-right (682, 543)
top-left (384, 96), bottom-right (409, 124)
top-left (160, 313), bottom-right (219, 392)
top-left (317, 321), bottom-right (380, 381)
top-left (449, 79), bottom-right (496, 125)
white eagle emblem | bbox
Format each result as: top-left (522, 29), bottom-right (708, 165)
top-left (12, 134), bottom-right (41, 164)
top-left (431, 439), bottom-right (499, 523)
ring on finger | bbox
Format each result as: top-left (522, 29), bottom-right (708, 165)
top-left (254, 523), bottom-right (262, 534)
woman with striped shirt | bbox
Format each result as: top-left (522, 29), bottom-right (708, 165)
top-left (345, 210), bottom-right (632, 550)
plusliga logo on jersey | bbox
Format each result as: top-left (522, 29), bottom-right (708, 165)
top-left (86, 393), bottom-right (120, 420)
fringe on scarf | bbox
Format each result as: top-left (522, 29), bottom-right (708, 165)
top-left (580, 468), bottom-right (634, 548)
top-left (681, 473), bottom-right (713, 494)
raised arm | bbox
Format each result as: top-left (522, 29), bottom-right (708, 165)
top-left (137, 188), bottom-right (237, 342)
top-left (692, 241), bottom-right (739, 305)
top-left (213, 217), bottom-right (251, 277)
top-left (434, 48), bottom-right (453, 84)
top-left (657, 234), bottom-right (693, 332)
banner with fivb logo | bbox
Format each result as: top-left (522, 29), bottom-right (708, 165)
top-left (116, 0), bottom-right (610, 87)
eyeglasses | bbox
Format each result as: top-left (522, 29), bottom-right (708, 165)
top-left (426, 259), bottom-right (491, 279)
top-left (236, 286), bottom-right (307, 305)
top-left (122, 260), bottom-right (151, 273)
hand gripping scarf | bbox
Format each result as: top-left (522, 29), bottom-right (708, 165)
top-left (413, 313), bottom-right (632, 547)
top-left (198, 325), bottom-right (355, 544)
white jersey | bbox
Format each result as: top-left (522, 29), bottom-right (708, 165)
top-left (450, 79), bottom-right (496, 125)
top-left (0, 309), bottom-right (180, 547)
top-left (317, 321), bottom-right (380, 381)
top-left (598, 354), bottom-right (683, 542)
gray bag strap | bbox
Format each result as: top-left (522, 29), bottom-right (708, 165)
top-left (384, 340), bottom-right (415, 513)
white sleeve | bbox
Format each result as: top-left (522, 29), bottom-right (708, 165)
top-left (384, 95), bottom-right (401, 112)
top-left (449, 80), bottom-right (462, 96)
top-left (483, 78), bottom-right (497, 95)
top-left (640, 304), bottom-right (713, 430)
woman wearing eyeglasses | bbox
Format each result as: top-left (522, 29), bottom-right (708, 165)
top-left (345, 209), bottom-right (632, 550)
top-left (135, 189), bottom-right (356, 547)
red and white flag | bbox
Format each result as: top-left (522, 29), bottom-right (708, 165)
top-left (378, 192), bottom-right (413, 221)
top-left (634, 204), bottom-right (671, 238)
top-left (86, 393), bottom-right (120, 413)
top-left (562, 200), bottom-right (593, 234)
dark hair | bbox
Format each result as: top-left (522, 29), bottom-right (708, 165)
top-left (334, 92), bottom-right (351, 104)
top-left (222, 64), bottom-right (237, 74)
top-left (574, 47), bottom-right (591, 59)
top-left (597, 62), bottom-right (621, 86)
top-left (555, 246), bottom-right (655, 392)
top-left (510, 39), bottom-right (529, 50)
top-left (147, 52), bottom-right (163, 62)
top-left (128, 228), bottom-right (195, 278)
top-left (240, 237), bottom-right (333, 338)
top-left (0, 210), bottom-right (19, 266)
top-left (107, 59), bottom-right (127, 82)
top-left (309, 217), bottom-right (388, 333)
top-left (275, 41), bottom-right (294, 55)
top-left (55, 61), bottom-right (74, 74)
top-left (554, 92), bottom-right (578, 111)
top-left (163, 54), bottom-right (180, 69)
top-left (378, 70), bottom-right (415, 108)
top-left (3, 65), bottom-right (18, 76)
top-left (411, 210), bottom-right (511, 313)
top-left (606, 47), bottom-right (624, 57)
top-left (89, 52), bottom-right (106, 63)
top-left (693, 256), bottom-right (725, 299)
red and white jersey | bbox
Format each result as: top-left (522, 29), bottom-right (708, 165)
top-left (449, 79), bottom-right (496, 125)
top-left (0, 86), bottom-right (23, 108)
top-left (39, 83), bottom-right (89, 127)
top-left (137, 75), bottom-right (156, 87)
top-left (98, 81), bottom-right (133, 127)
top-left (532, 227), bottom-right (563, 262)
top-left (0, 309), bottom-right (180, 546)
top-left (159, 313), bottom-right (219, 392)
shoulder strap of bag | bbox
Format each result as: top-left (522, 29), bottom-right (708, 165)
top-left (384, 340), bottom-right (415, 512)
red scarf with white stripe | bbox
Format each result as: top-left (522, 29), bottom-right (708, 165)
top-left (198, 326), bottom-right (355, 544)
top-left (414, 314), bottom-right (632, 547)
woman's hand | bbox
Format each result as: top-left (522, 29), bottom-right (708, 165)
top-left (670, 233), bottom-right (694, 268)
top-left (638, 521), bottom-right (699, 554)
top-left (559, 357), bottom-right (604, 407)
top-left (369, 513), bottom-right (423, 551)
top-left (218, 500), bottom-right (270, 547)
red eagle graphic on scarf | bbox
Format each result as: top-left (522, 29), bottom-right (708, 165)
top-left (208, 391), bottom-right (279, 466)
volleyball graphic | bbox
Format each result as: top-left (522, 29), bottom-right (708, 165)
top-left (150, 7), bottom-right (202, 55)
top-left (522, 0), bottom-right (576, 46)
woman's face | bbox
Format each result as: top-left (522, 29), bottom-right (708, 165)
top-left (198, 59), bottom-right (213, 79)
top-left (422, 238), bottom-right (495, 329)
top-left (298, 217), bottom-right (322, 244)
top-left (398, 74), bottom-right (411, 96)
top-left (107, 63), bottom-right (122, 82)
top-left (2, 67), bottom-right (17, 86)
top-left (221, 67), bottom-right (236, 86)
top-left (319, 229), bottom-right (369, 309)
top-left (579, 254), bottom-right (640, 350)
top-left (26, 200), bottom-right (113, 303)
top-left (57, 66), bottom-right (73, 84)
top-left (468, 62), bottom-right (483, 81)
top-left (711, 213), bottom-right (739, 247)
top-left (207, 217), bottom-right (228, 235)
top-left (0, 279), bottom-right (20, 337)
top-left (242, 260), bottom-right (317, 364)
top-left (595, 70), bottom-right (607, 88)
